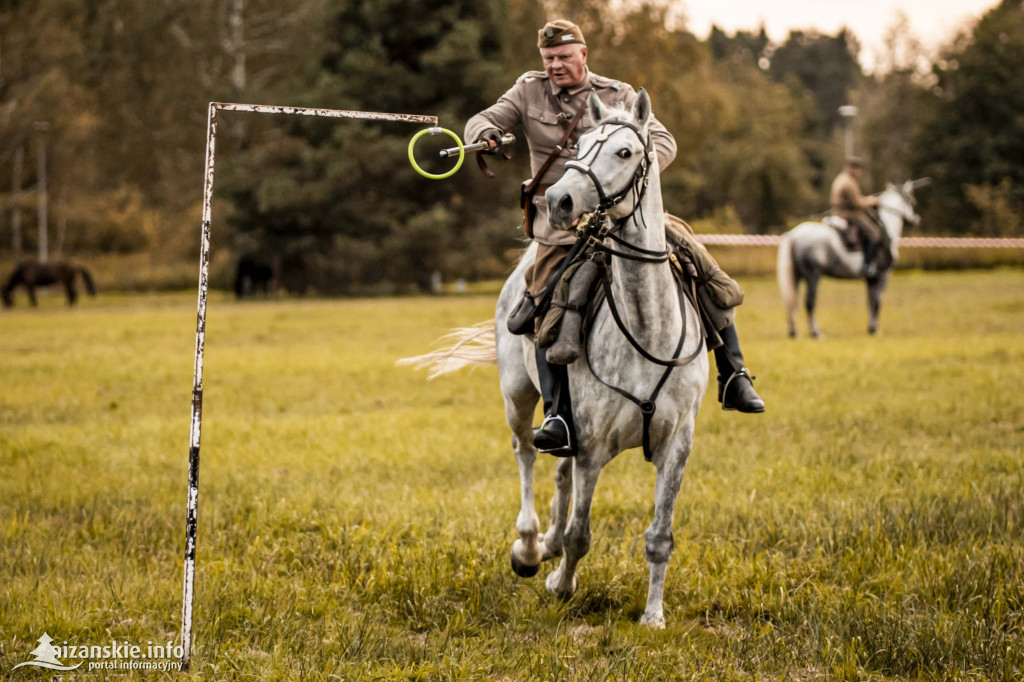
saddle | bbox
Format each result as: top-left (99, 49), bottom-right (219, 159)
top-left (823, 214), bottom-right (861, 251)
top-left (519, 215), bottom-right (745, 359)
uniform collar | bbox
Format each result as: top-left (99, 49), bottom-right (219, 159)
top-left (550, 68), bottom-right (592, 97)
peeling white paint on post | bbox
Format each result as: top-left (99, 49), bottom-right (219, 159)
top-left (181, 101), bottom-right (217, 673)
top-left (180, 102), bottom-right (438, 673)
top-left (214, 101), bottom-right (438, 126)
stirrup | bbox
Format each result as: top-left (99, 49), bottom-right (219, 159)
top-left (719, 368), bottom-right (764, 413)
top-left (534, 415), bottom-right (574, 456)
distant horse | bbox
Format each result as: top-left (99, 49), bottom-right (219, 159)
top-left (234, 256), bottom-right (276, 299)
top-left (2, 260), bottom-right (96, 307)
top-left (403, 91), bottom-right (707, 627)
top-left (777, 181), bottom-right (924, 337)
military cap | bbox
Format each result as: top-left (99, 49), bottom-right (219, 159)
top-left (845, 155), bottom-right (865, 168)
top-left (538, 19), bottom-right (586, 48)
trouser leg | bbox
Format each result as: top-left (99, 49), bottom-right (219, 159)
top-left (714, 323), bottom-right (765, 413)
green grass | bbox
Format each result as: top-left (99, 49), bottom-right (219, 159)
top-left (1, 269), bottom-right (1022, 680)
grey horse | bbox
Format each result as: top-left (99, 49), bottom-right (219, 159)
top-left (403, 90), bottom-right (707, 627)
top-left (777, 181), bottom-right (923, 337)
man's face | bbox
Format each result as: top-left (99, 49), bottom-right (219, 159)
top-left (848, 165), bottom-right (863, 179)
top-left (540, 44), bottom-right (588, 89)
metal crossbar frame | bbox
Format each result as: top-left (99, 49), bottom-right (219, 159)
top-left (180, 102), bottom-right (437, 672)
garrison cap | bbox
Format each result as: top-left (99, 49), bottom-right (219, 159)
top-left (845, 155), bottom-right (865, 168)
top-left (538, 19), bottom-right (586, 48)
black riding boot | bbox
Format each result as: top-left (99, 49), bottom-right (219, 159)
top-left (534, 347), bottom-right (576, 456)
top-left (714, 323), bottom-right (765, 413)
top-left (861, 239), bottom-right (879, 278)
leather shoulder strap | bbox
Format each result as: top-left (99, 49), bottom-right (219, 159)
top-left (524, 85), bottom-right (589, 196)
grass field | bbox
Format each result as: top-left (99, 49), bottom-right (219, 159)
top-left (1, 269), bottom-right (1022, 680)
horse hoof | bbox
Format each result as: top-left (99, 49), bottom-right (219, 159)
top-left (639, 612), bottom-right (666, 629)
top-left (510, 541), bottom-right (541, 578)
top-left (510, 553), bottom-right (540, 578)
top-left (545, 571), bottom-right (577, 599)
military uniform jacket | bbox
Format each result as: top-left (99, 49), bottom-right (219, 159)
top-left (466, 69), bottom-right (677, 246)
top-left (830, 171), bottom-right (875, 221)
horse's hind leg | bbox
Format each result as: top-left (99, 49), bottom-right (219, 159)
top-left (541, 458), bottom-right (572, 560)
top-left (787, 276), bottom-right (801, 338)
top-left (546, 458), bottom-right (602, 598)
top-left (65, 281), bottom-right (78, 306)
top-left (804, 272), bottom-right (822, 338)
top-left (641, 431), bottom-right (693, 628)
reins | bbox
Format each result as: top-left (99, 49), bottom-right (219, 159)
top-left (560, 119), bottom-right (705, 461)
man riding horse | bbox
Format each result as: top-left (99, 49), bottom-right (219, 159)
top-left (830, 156), bottom-right (885, 277)
top-left (465, 19), bottom-right (764, 456)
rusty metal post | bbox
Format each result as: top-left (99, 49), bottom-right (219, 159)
top-left (180, 102), bottom-right (438, 673)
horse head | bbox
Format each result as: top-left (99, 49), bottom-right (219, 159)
top-left (546, 88), bottom-right (655, 230)
top-left (879, 180), bottom-right (924, 261)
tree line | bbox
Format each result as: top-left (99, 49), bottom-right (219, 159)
top-left (0, 0), bottom-right (1021, 293)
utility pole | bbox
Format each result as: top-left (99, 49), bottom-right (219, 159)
top-left (34, 122), bottom-right (49, 263)
top-left (11, 145), bottom-right (23, 256)
top-left (838, 105), bottom-right (858, 159)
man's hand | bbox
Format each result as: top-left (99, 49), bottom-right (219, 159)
top-left (475, 128), bottom-right (505, 154)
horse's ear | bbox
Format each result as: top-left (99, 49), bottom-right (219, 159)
top-left (588, 91), bottom-right (610, 124)
top-left (632, 88), bottom-right (652, 127)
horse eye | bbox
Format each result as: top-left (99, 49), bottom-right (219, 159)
top-left (617, 148), bottom-right (632, 159)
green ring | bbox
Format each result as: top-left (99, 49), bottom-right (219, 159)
top-left (408, 127), bottom-right (464, 180)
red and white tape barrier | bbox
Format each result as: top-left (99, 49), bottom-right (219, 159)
top-left (695, 234), bottom-right (1024, 248)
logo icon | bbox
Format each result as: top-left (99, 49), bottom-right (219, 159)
top-left (12, 633), bottom-right (83, 672)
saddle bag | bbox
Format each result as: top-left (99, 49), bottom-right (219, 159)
top-left (664, 215), bottom-right (744, 310)
top-left (507, 290), bottom-right (541, 335)
top-left (535, 260), bottom-right (587, 348)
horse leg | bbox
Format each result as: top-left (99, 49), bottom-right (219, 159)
top-left (866, 276), bottom-right (886, 335)
top-left (541, 458), bottom-right (573, 561)
top-left (640, 434), bottom-right (693, 628)
top-left (804, 272), bottom-right (822, 338)
top-left (27, 285), bottom-right (38, 307)
top-left (65, 280), bottom-right (78, 306)
top-left (545, 458), bottom-right (602, 598)
top-left (504, 374), bottom-right (546, 578)
top-left (787, 275), bottom-right (800, 338)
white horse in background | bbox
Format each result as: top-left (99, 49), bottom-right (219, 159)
top-left (403, 90), bottom-right (707, 627)
top-left (777, 181), bottom-right (924, 337)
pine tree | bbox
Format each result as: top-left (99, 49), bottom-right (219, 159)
top-left (28, 633), bottom-right (62, 666)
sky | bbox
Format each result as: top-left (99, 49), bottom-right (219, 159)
top-left (682, 0), bottom-right (1001, 70)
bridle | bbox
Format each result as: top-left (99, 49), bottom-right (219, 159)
top-left (565, 119), bottom-right (655, 221)
top-left (558, 117), bottom-right (705, 461)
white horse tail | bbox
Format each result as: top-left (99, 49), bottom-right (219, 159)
top-left (777, 232), bottom-right (799, 321)
top-left (397, 320), bottom-right (497, 379)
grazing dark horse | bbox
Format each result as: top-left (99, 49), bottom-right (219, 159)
top-left (2, 260), bottom-right (96, 308)
top-left (234, 256), bottom-right (276, 299)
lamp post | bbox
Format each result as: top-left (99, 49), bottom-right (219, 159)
top-left (33, 121), bottom-right (50, 263)
top-left (838, 105), bottom-right (857, 159)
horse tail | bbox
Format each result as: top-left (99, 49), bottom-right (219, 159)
top-left (777, 232), bottom-right (798, 320)
top-left (397, 320), bottom-right (497, 379)
top-left (79, 266), bottom-right (96, 296)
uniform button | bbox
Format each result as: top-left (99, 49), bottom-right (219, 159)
top-left (563, 97), bottom-right (571, 103)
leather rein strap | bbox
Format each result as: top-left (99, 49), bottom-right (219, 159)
top-left (563, 118), bottom-right (705, 462)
